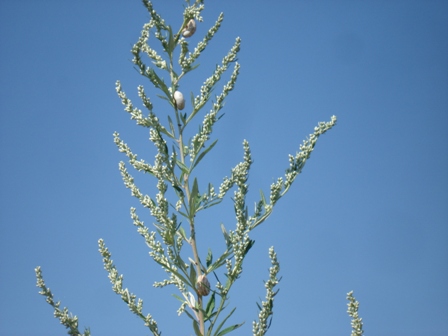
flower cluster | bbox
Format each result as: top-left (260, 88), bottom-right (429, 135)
top-left (347, 291), bottom-right (365, 336)
top-left (253, 247), bottom-right (281, 336)
top-left (98, 239), bottom-right (161, 336)
top-left (35, 267), bottom-right (91, 336)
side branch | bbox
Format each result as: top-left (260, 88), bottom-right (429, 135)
top-left (98, 239), bottom-right (161, 336)
top-left (35, 266), bottom-right (91, 336)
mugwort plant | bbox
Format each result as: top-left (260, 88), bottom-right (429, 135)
top-left (35, 1), bottom-right (364, 335)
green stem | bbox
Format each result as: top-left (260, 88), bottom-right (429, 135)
top-left (176, 108), bottom-right (205, 335)
top-left (169, 13), bottom-right (205, 332)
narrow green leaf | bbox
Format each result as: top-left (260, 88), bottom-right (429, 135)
top-left (167, 25), bottom-right (175, 56)
top-left (178, 210), bottom-right (189, 218)
top-left (173, 185), bottom-right (184, 198)
top-left (220, 223), bottom-right (231, 248)
top-left (176, 159), bottom-right (190, 174)
top-left (148, 68), bottom-right (171, 98)
top-left (193, 320), bottom-right (203, 336)
top-left (156, 94), bottom-right (170, 102)
top-left (206, 248), bottom-right (213, 268)
top-left (184, 308), bottom-right (198, 322)
top-left (192, 139), bottom-right (218, 170)
top-left (243, 239), bottom-right (255, 256)
top-left (190, 177), bottom-right (200, 215)
top-left (205, 292), bottom-right (216, 319)
top-left (213, 307), bottom-right (239, 336)
top-left (190, 91), bottom-right (195, 110)
top-left (172, 293), bottom-right (185, 304)
top-left (205, 311), bottom-right (218, 323)
top-left (216, 323), bottom-right (244, 336)
top-left (189, 262), bottom-right (197, 287)
top-left (200, 199), bottom-right (223, 211)
top-left (171, 68), bottom-right (179, 81)
top-left (207, 249), bottom-right (232, 274)
top-left (168, 115), bottom-right (176, 136)
top-left (171, 270), bottom-right (192, 288)
top-left (217, 112), bottom-right (225, 120)
top-left (189, 63), bottom-right (201, 72)
top-left (178, 226), bottom-right (189, 242)
top-left (259, 189), bottom-right (267, 205)
top-left (180, 112), bottom-right (187, 125)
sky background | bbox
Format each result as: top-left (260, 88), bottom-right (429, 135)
top-left (1, 0), bottom-right (447, 335)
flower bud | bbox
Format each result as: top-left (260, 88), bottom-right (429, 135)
top-left (173, 91), bottom-right (185, 110)
top-left (196, 274), bottom-right (210, 296)
top-left (182, 19), bottom-right (196, 38)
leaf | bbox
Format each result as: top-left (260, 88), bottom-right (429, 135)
top-left (213, 307), bottom-right (241, 336)
top-left (193, 320), bottom-right (203, 336)
top-left (173, 185), bottom-right (184, 198)
top-left (167, 25), bottom-right (175, 56)
top-left (184, 308), bottom-right (197, 322)
top-left (190, 177), bottom-right (200, 215)
top-left (190, 91), bottom-right (195, 110)
top-left (207, 249), bottom-right (232, 274)
top-left (189, 63), bottom-right (200, 72)
top-left (178, 226), bottom-right (189, 242)
top-left (243, 239), bottom-right (255, 256)
top-left (200, 199), bottom-right (223, 211)
top-left (180, 112), bottom-right (187, 125)
top-left (148, 67), bottom-right (171, 98)
top-left (204, 292), bottom-right (216, 320)
top-left (220, 223), bottom-right (231, 248)
top-left (206, 248), bottom-right (213, 268)
top-left (178, 210), bottom-right (189, 218)
top-left (259, 189), bottom-right (267, 205)
top-left (172, 293), bottom-right (185, 304)
top-left (175, 255), bottom-right (188, 274)
top-left (216, 323), bottom-right (244, 336)
top-left (189, 262), bottom-right (197, 287)
top-left (176, 159), bottom-right (190, 175)
top-left (205, 311), bottom-right (218, 323)
top-left (192, 139), bottom-right (218, 170)
top-left (151, 260), bottom-right (191, 288)
top-left (171, 270), bottom-right (192, 288)
top-left (168, 115), bottom-right (176, 136)
top-left (156, 94), bottom-right (170, 102)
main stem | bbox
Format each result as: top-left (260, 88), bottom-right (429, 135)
top-left (176, 113), bottom-right (205, 335)
top-left (169, 39), bottom-right (205, 332)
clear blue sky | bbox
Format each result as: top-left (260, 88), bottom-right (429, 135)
top-left (1, 1), bottom-right (447, 335)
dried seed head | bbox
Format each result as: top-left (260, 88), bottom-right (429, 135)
top-left (173, 91), bottom-right (185, 110)
top-left (182, 19), bottom-right (196, 38)
top-left (196, 274), bottom-right (210, 296)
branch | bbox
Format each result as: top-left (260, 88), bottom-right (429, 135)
top-left (98, 239), bottom-right (161, 336)
top-left (35, 267), bottom-right (91, 336)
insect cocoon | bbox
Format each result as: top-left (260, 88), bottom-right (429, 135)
top-left (196, 274), bottom-right (210, 296)
top-left (173, 91), bottom-right (185, 110)
top-left (182, 19), bottom-right (196, 38)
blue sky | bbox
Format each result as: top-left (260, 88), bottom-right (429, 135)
top-left (1, 0), bottom-right (447, 335)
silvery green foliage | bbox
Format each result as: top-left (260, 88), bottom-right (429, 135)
top-left (35, 1), bottom-right (352, 335)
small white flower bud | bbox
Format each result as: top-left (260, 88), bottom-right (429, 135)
top-left (196, 274), bottom-right (210, 296)
top-left (173, 91), bottom-right (185, 110)
top-left (182, 19), bottom-right (196, 38)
